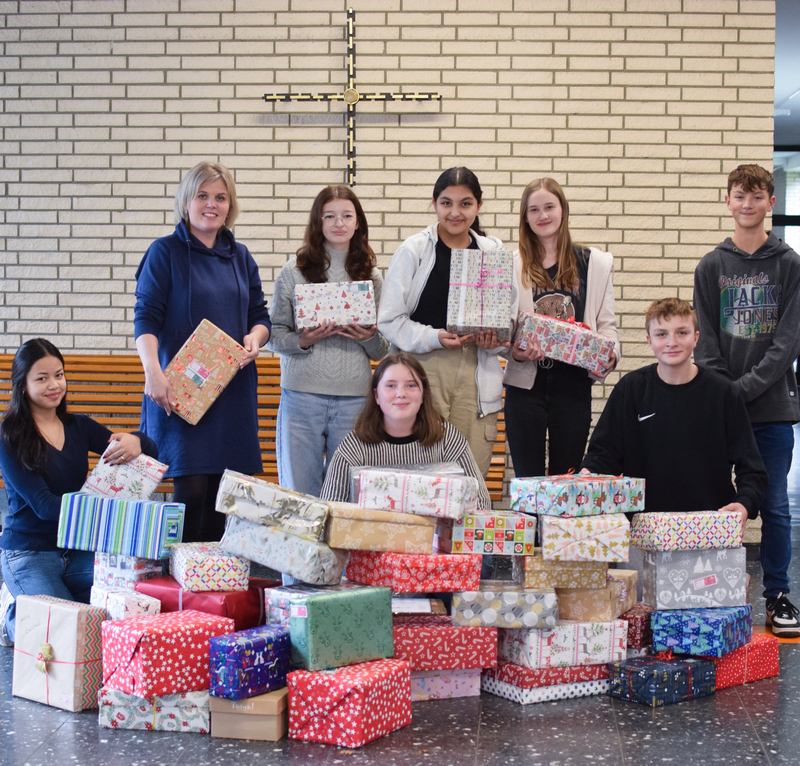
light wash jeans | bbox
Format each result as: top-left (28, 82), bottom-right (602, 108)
top-left (1, 548), bottom-right (94, 642)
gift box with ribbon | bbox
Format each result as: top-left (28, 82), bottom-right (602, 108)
top-left (293, 280), bottom-right (377, 328)
top-left (556, 569), bottom-right (638, 622)
top-left (540, 513), bottom-right (630, 563)
top-left (90, 584), bottom-right (161, 621)
top-left (324, 502), bottom-right (436, 554)
top-left (93, 552), bottom-right (163, 590)
top-left (651, 605), bottom-right (753, 657)
top-left (346, 550), bottom-right (482, 593)
top-left (411, 668), bottom-right (482, 701)
top-left (451, 581), bottom-right (558, 629)
top-left (82, 448), bottom-right (168, 501)
top-left (631, 510), bottom-right (745, 551)
top-left (98, 687), bottom-right (210, 732)
top-left (510, 474), bottom-right (645, 517)
top-left (607, 655), bottom-right (717, 706)
top-left (436, 511), bottom-right (536, 555)
top-left (511, 548), bottom-right (609, 589)
top-left (481, 674), bottom-right (610, 704)
top-left (700, 632), bottom-right (779, 690)
top-left (393, 615), bottom-right (497, 670)
top-left (620, 602), bottom-right (655, 650)
top-left (169, 542), bottom-right (250, 593)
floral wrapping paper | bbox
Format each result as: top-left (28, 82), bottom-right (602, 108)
top-left (12, 595), bottom-right (106, 712)
top-left (608, 656), bottom-right (716, 706)
top-left (90, 585), bottom-right (161, 621)
top-left (346, 550), bottom-right (482, 593)
top-left (642, 547), bottom-right (747, 609)
top-left (483, 661), bottom-right (609, 690)
top-left (349, 462), bottom-right (465, 503)
top-left (700, 633), bottom-right (779, 690)
top-left (511, 549), bottom-right (608, 589)
top-left (620, 603), bottom-right (655, 650)
top-left (436, 512), bottom-right (536, 555)
top-left (410, 668), bottom-right (481, 701)
top-left (393, 616), bottom-right (497, 670)
top-left (98, 687), bottom-right (210, 733)
top-left (324, 502), bottom-right (436, 554)
top-left (515, 311), bottom-right (615, 373)
top-left (651, 605), bottom-right (753, 658)
top-left (356, 468), bottom-right (479, 519)
top-left (93, 553), bottom-right (163, 591)
top-left (451, 583), bottom-right (558, 629)
top-left (288, 659), bottom-right (411, 749)
top-left (446, 248), bottom-right (514, 341)
top-left (82, 448), bottom-right (168, 500)
top-left (101, 610), bottom-right (235, 698)
top-left (215, 469), bottom-right (329, 542)
top-left (293, 280), bottom-right (377, 328)
top-left (510, 474), bottom-right (645, 517)
top-left (540, 514), bottom-right (630, 563)
top-left (481, 675), bottom-right (610, 705)
top-left (498, 620), bottom-right (628, 669)
top-left (219, 515), bottom-right (347, 586)
top-left (169, 542), bottom-right (250, 593)
top-left (555, 570), bottom-right (638, 622)
top-left (164, 318), bottom-right (246, 425)
top-left (209, 625), bottom-right (291, 701)
top-left (631, 510), bottom-right (744, 551)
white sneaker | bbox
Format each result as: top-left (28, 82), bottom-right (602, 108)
top-left (0, 583), bottom-right (14, 647)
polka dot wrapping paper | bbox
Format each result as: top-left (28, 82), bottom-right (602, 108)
top-left (451, 584), bottom-right (558, 628)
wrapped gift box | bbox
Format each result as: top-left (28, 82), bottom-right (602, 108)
top-left (57, 492), bottom-right (184, 560)
top-left (82, 448), bottom-right (168, 500)
top-left (451, 581), bottom-right (558, 629)
top-left (134, 576), bottom-right (276, 632)
top-left (209, 624), bottom-right (290, 700)
top-left (627, 646), bottom-right (652, 659)
top-left (446, 248), bottom-right (514, 341)
top-left (102, 610), bottom-right (235, 698)
top-left (349, 462), bottom-right (465, 503)
top-left (210, 688), bottom-right (288, 741)
top-left (98, 687), bottom-right (209, 732)
top-left (510, 474), bottom-right (645, 517)
top-left (266, 581), bottom-right (364, 625)
top-left (391, 597), bottom-right (448, 616)
top-left (220, 515), bottom-right (347, 586)
top-left (652, 605), bottom-right (753, 657)
top-left (515, 310), bottom-right (615, 374)
top-left (512, 548), bottom-right (608, 589)
top-left (288, 659), bottom-right (411, 749)
top-left (164, 318), bottom-right (246, 425)
top-left (556, 569), bottom-right (638, 622)
top-left (540, 514), bottom-right (630, 563)
top-left (436, 511), bottom-right (536, 555)
top-left (608, 656), bottom-right (716, 706)
top-left (12, 595), bottom-right (106, 712)
top-left (346, 550), bottom-right (482, 593)
top-left (483, 660), bottom-right (609, 690)
top-left (216, 469), bottom-right (329, 542)
top-left (411, 668), bottom-right (481, 701)
top-left (93, 552), bottom-right (162, 590)
top-left (393, 615), bottom-right (497, 670)
top-left (631, 510), bottom-right (744, 551)
top-left (90, 585), bottom-right (161, 621)
top-left (642, 547), bottom-right (747, 609)
top-left (620, 603), bottom-right (655, 650)
top-left (356, 467), bottom-right (479, 519)
top-left (294, 279), bottom-right (377, 328)
top-left (324, 502), bottom-right (436, 554)
top-left (481, 675), bottom-right (610, 705)
top-left (499, 620), bottom-right (628, 669)
top-left (263, 583), bottom-right (393, 671)
top-left (169, 541), bottom-right (250, 593)
top-left (701, 633), bottom-right (779, 690)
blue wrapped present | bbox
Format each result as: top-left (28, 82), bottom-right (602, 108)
top-left (608, 655), bottom-right (716, 706)
top-left (651, 605), bottom-right (752, 658)
top-left (209, 624), bottom-right (291, 700)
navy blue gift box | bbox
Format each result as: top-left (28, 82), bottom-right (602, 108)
top-left (608, 655), bottom-right (716, 706)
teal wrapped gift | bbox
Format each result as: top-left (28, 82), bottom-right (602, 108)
top-left (608, 656), bottom-right (716, 706)
top-left (57, 492), bottom-right (184, 559)
top-left (651, 606), bottom-right (752, 658)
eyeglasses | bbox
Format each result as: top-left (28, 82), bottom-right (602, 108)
top-left (322, 213), bottom-right (356, 223)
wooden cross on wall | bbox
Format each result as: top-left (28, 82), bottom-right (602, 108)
top-left (264, 8), bottom-right (442, 186)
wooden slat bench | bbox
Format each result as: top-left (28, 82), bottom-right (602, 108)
top-left (0, 354), bottom-right (507, 502)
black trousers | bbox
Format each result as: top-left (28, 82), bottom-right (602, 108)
top-left (173, 473), bottom-right (225, 543)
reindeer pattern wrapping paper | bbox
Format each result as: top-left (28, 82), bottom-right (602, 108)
top-left (293, 280), bottom-right (377, 329)
top-left (82, 448), bottom-right (168, 500)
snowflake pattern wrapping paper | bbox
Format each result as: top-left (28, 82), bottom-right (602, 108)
top-left (651, 605), bottom-right (753, 657)
top-left (608, 656), bottom-right (717, 706)
top-left (346, 550), bottom-right (482, 593)
top-left (82, 448), bottom-right (168, 500)
top-left (293, 280), bottom-right (377, 328)
top-left (451, 582), bottom-right (558, 628)
top-left (631, 510), bottom-right (744, 551)
top-left (90, 585), bottom-right (161, 621)
top-left (620, 603), bottom-right (655, 650)
top-left (98, 688), bottom-right (210, 733)
top-left (392, 615), bottom-right (497, 670)
top-left (540, 514), bottom-right (630, 563)
top-left (701, 633), bottom-right (779, 690)
top-left (483, 661), bottom-right (610, 690)
top-left (510, 474), bottom-right (645, 517)
top-left (324, 502), bottom-right (436, 554)
top-left (511, 549), bottom-right (608, 589)
top-left (410, 668), bottom-right (481, 701)
top-left (436, 511), bottom-right (536, 555)
top-left (555, 569), bottom-right (638, 622)
top-left (481, 675), bottom-right (610, 705)
top-left (288, 659), bottom-right (411, 749)
top-left (169, 542), bottom-right (250, 593)
top-left (101, 610), bottom-right (235, 698)
top-left (93, 553), bottom-right (162, 591)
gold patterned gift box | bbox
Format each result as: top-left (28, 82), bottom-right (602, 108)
top-left (556, 570), bottom-right (638, 622)
top-left (323, 502), bottom-right (436, 554)
top-left (540, 514), bottom-right (630, 563)
top-left (512, 548), bottom-right (609, 589)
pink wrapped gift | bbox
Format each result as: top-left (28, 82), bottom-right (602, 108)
top-left (346, 550), bottom-right (482, 593)
top-left (411, 668), bottom-right (481, 701)
top-left (630, 510), bottom-right (744, 551)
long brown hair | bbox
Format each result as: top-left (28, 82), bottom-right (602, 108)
top-left (296, 185), bottom-right (376, 283)
top-left (518, 178), bottom-right (581, 292)
top-left (354, 352), bottom-right (446, 447)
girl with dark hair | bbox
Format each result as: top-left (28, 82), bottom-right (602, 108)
top-left (267, 185), bottom-right (388, 496)
top-left (504, 178), bottom-right (619, 477)
top-left (319, 352), bottom-right (491, 508)
top-left (378, 167), bottom-right (515, 476)
top-left (0, 339), bottom-right (158, 646)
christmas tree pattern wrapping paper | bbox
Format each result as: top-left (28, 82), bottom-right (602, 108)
top-left (510, 474), bottom-right (645, 517)
top-left (82, 448), bottom-right (168, 500)
top-left (451, 582), bottom-right (558, 629)
top-left (346, 550), bottom-right (482, 593)
top-left (436, 511), bottom-right (536, 555)
top-left (511, 548), bottom-right (609, 589)
top-left (631, 510), bottom-right (744, 551)
top-left (293, 280), bottom-right (377, 328)
top-left (540, 514), bottom-right (630, 563)
top-left (651, 605), bottom-right (753, 658)
top-left (98, 688), bottom-right (210, 733)
top-left (169, 541), bottom-right (250, 593)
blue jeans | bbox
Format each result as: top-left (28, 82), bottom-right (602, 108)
top-left (1, 548), bottom-right (94, 643)
top-left (752, 422), bottom-right (794, 597)
top-left (276, 389), bottom-right (366, 498)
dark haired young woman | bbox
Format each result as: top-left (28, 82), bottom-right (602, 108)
top-left (378, 167), bottom-right (515, 477)
top-left (267, 185), bottom-right (388, 497)
top-left (0, 339), bottom-right (157, 646)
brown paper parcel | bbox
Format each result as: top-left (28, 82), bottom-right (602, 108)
top-left (512, 547), bottom-right (609, 589)
top-left (324, 502), bottom-right (436, 554)
top-left (556, 570), bottom-right (638, 622)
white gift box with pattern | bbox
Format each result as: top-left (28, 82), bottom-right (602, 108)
top-left (90, 584), bottom-right (161, 621)
top-left (293, 280), bottom-right (376, 328)
top-left (82, 448), bottom-right (168, 500)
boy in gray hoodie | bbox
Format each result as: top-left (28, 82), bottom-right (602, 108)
top-left (694, 164), bottom-right (800, 636)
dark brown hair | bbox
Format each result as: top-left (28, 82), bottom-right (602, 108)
top-left (645, 297), bottom-right (698, 334)
top-left (727, 164), bottom-right (774, 197)
top-left (433, 167), bottom-right (486, 237)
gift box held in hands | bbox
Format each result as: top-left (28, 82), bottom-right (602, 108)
top-left (82, 448), bottom-right (168, 500)
top-left (510, 474), bottom-right (645, 517)
top-left (98, 687), bottom-right (210, 733)
top-left (169, 541), bottom-right (250, 593)
top-left (608, 655), bottom-right (716, 706)
top-left (346, 550), bottom-right (481, 593)
top-left (631, 510), bottom-right (744, 551)
top-left (293, 280), bottom-right (376, 328)
top-left (436, 511), bottom-right (536, 555)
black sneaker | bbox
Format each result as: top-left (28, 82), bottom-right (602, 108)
top-left (765, 592), bottom-right (800, 638)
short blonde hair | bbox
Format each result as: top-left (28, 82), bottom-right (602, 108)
top-left (173, 161), bottom-right (240, 228)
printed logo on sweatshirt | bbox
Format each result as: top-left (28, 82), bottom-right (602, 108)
top-left (718, 273), bottom-right (780, 339)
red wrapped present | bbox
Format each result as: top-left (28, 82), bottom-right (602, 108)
top-left (134, 576), bottom-right (279, 631)
top-left (288, 659), bottom-right (411, 748)
top-left (483, 661), bottom-right (609, 689)
top-left (346, 550), bottom-right (481, 593)
top-left (102, 610), bottom-right (235, 698)
top-left (701, 633), bottom-right (779, 690)
top-left (393, 615), bottom-right (497, 670)
top-left (620, 603), bottom-right (655, 650)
